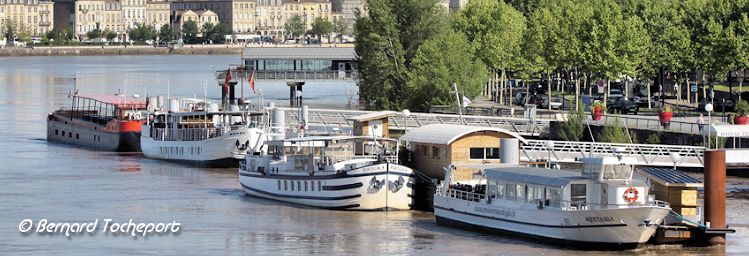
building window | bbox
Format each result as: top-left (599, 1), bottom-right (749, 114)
top-left (469, 147), bottom-right (501, 160)
top-left (432, 146), bottom-right (440, 159)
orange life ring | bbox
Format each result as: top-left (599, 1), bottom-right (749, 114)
top-left (623, 187), bottom-right (639, 203)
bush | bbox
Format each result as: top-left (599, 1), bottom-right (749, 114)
top-left (558, 102), bottom-right (585, 141)
top-left (735, 100), bottom-right (749, 117)
top-left (660, 104), bottom-right (672, 113)
top-left (598, 117), bottom-right (629, 143)
top-left (591, 101), bottom-right (607, 113)
top-left (645, 133), bottom-right (661, 144)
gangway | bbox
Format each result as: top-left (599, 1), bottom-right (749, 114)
top-left (520, 140), bottom-right (706, 168)
top-left (275, 107), bottom-right (551, 137)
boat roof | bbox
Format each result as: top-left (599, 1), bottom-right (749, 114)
top-left (400, 124), bottom-right (527, 145)
top-left (346, 111), bottom-right (397, 122)
top-left (74, 93), bottom-right (147, 108)
top-left (154, 110), bottom-right (261, 116)
top-left (266, 135), bottom-right (398, 146)
top-left (483, 167), bottom-right (584, 187)
top-left (638, 167), bottom-right (703, 188)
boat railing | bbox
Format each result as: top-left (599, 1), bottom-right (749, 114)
top-left (151, 127), bottom-right (225, 141)
top-left (319, 155), bottom-right (399, 165)
top-left (444, 188), bottom-right (485, 202)
top-left (560, 199), bottom-right (671, 211)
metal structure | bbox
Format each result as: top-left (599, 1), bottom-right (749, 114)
top-left (520, 140), bottom-right (706, 167)
top-left (275, 107), bottom-right (550, 137)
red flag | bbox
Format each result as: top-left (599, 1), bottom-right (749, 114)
top-left (248, 68), bottom-right (256, 94)
top-left (224, 68), bottom-right (232, 94)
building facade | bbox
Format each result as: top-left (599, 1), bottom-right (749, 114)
top-left (145, 0), bottom-right (169, 30)
top-left (283, 0), bottom-right (331, 31)
top-left (173, 9), bottom-right (217, 34)
top-left (73, 0), bottom-right (121, 39)
top-left (254, 0), bottom-right (282, 37)
top-left (230, 0), bottom-right (253, 33)
top-left (0, 0), bottom-right (54, 37)
top-left (338, 0), bottom-right (362, 33)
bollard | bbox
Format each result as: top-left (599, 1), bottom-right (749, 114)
top-left (704, 149), bottom-right (726, 245)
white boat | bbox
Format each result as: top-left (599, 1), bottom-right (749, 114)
top-left (239, 136), bottom-right (414, 210)
top-left (434, 157), bottom-right (672, 249)
top-left (141, 99), bottom-right (266, 167)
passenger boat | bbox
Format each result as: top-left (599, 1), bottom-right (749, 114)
top-left (140, 99), bottom-right (266, 167)
top-left (47, 93), bottom-right (147, 152)
top-left (239, 136), bottom-right (414, 210)
top-left (434, 157), bottom-right (672, 249)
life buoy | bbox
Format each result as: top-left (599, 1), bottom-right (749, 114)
top-left (132, 112), bottom-right (142, 120)
top-left (623, 187), bottom-right (639, 203)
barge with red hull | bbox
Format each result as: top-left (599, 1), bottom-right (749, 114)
top-left (47, 93), bottom-right (147, 152)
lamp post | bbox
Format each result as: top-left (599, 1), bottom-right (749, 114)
top-left (705, 103), bottom-right (714, 149)
top-left (402, 109), bottom-right (411, 134)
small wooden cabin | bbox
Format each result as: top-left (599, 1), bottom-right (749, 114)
top-left (400, 124), bottom-right (527, 180)
top-left (347, 111), bottom-right (396, 155)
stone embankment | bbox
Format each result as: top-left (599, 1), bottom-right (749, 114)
top-left (0, 45), bottom-right (243, 57)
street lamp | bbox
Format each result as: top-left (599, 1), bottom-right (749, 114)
top-left (402, 109), bottom-right (411, 134)
top-left (705, 103), bottom-right (714, 149)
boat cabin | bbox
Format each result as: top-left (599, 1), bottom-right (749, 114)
top-left (146, 100), bottom-right (264, 142)
top-left (400, 124), bottom-right (527, 180)
top-left (61, 94), bottom-right (147, 124)
top-left (446, 157), bottom-right (656, 210)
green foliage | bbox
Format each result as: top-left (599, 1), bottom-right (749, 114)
top-left (86, 28), bottom-right (102, 40)
top-left (705, 135), bottom-right (727, 149)
top-left (103, 29), bottom-right (117, 41)
top-left (558, 102), bottom-right (586, 141)
top-left (309, 18), bottom-right (334, 43)
top-left (284, 15), bottom-right (306, 38)
top-left (454, 0), bottom-right (526, 71)
top-left (660, 104), bottom-right (672, 113)
top-left (181, 20), bottom-right (200, 43)
top-left (354, 0), bottom-right (448, 110)
top-left (645, 132), bottom-right (662, 144)
top-left (202, 23), bottom-right (230, 43)
top-left (333, 18), bottom-right (348, 42)
top-left (736, 100), bottom-right (749, 117)
top-left (128, 24), bottom-right (157, 42)
top-left (599, 117), bottom-right (630, 143)
top-left (406, 29), bottom-right (488, 111)
top-left (4, 21), bottom-right (15, 41)
top-left (158, 24), bottom-right (173, 43)
top-left (591, 101), bottom-right (607, 113)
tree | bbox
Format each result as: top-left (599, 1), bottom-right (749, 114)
top-left (202, 23), bottom-right (230, 44)
top-left (181, 20), bottom-right (199, 43)
top-left (158, 24), bottom-right (174, 43)
top-left (333, 18), bottom-right (348, 42)
top-left (726, 13), bottom-right (749, 99)
top-left (103, 29), bottom-right (117, 41)
top-left (4, 21), bottom-right (16, 42)
top-left (406, 29), bottom-right (488, 111)
top-left (354, 0), bottom-right (447, 110)
top-left (284, 14), bottom-right (306, 39)
top-left (454, 0), bottom-right (526, 105)
top-left (599, 117), bottom-right (630, 143)
top-left (309, 18), bottom-right (333, 43)
top-left (86, 23), bottom-right (102, 39)
top-left (128, 24), bottom-right (157, 42)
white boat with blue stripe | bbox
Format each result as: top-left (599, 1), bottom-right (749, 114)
top-left (239, 136), bottom-right (414, 210)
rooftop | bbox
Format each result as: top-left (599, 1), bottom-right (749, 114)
top-left (242, 46), bottom-right (356, 60)
top-left (346, 111), bottom-right (396, 122)
top-left (399, 124), bottom-right (527, 145)
top-left (484, 167), bottom-right (583, 187)
top-left (74, 93), bottom-right (147, 108)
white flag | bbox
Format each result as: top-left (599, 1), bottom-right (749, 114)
top-left (462, 96), bottom-right (472, 108)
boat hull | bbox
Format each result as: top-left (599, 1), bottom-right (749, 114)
top-left (47, 114), bottom-right (141, 152)
top-left (239, 163), bottom-right (414, 210)
top-left (141, 126), bottom-right (254, 167)
top-left (434, 195), bottom-right (670, 248)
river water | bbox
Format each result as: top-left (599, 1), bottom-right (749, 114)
top-left (0, 55), bottom-right (747, 255)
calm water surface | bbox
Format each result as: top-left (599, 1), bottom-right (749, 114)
top-left (0, 55), bottom-right (747, 255)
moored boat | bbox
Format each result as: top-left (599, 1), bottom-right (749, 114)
top-left (47, 93), bottom-right (147, 152)
top-left (140, 99), bottom-right (266, 167)
top-left (239, 136), bottom-right (415, 210)
top-left (434, 157), bottom-right (672, 249)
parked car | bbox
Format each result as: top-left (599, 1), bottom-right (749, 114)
top-left (528, 94), bottom-right (546, 108)
top-left (514, 92), bottom-right (527, 106)
top-left (606, 95), bottom-right (639, 114)
top-left (609, 89), bottom-right (624, 98)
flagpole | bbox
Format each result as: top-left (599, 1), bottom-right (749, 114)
top-left (241, 66), bottom-right (244, 105)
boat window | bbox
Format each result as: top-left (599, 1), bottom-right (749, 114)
top-left (570, 184), bottom-right (587, 207)
top-left (304, 181), bottom-right (308, 191)
top-left (317, 181), bottom-right (322, 191)
top-left (496, 181), bottom-right (505, 200)
top-left (469, 148), bottom-right (501, 160)
top-left (62, 131), bottom-right (65, 136)
top-left (602, 165), bottom-right (632, 180)
top-left (421, 145), bottom-right (427, 156)
top-left (487, 181), bottom-right (497, 199)
top-left (297, 181), bottom-right (301, 191)
top-left (505, 182), bottom-right (516, 201)
top-left (547, 188), bottom-right (562, 208)
top-left (284, 180), bottom-right (288, 191)
top-left (516, 184), bottom-right (524, 202)
top-left (55, 129), bottom-right (58, 135)
top-left (432, 147), bottom-right (440, 159)
top-left (528, 186), bottom-right (544, 203)
top-left (277, 180), bottom-right (281, 190)
top-left (582, 163), bottom-right (601, 179)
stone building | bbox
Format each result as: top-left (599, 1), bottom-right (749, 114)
top-left (73, 0), bottom-right (122, 39)
top-left (283, 0), bottom-right (331, 31)
top-left (0, 0), bottom-right (54, 37)
top-left (254, 0), bottom-right (282, 37)
top-left (145, 0), bottom-right (169, 30)
top-left (230, 0), bottom-right (253, 33)
top-left (173, 9), bottom-right (217, 34)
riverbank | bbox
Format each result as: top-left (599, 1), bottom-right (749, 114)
top-left (0, 45), bottom-right (243, 57)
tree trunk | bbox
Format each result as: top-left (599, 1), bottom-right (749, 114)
top-left (500, 69), bottom-right (506, 105)
top-left (547, 72), bottom-right (552, 111)
top-left (586, 73), bottom-right (591, 97)
top-left (525, 79), bottom-right (530, 106)
top-left (575, 68), bottom-right (580, 111)
top-left (647, 80), bottom-right (652, 109)
top-left (605, 79), bottom-right (610, 103)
